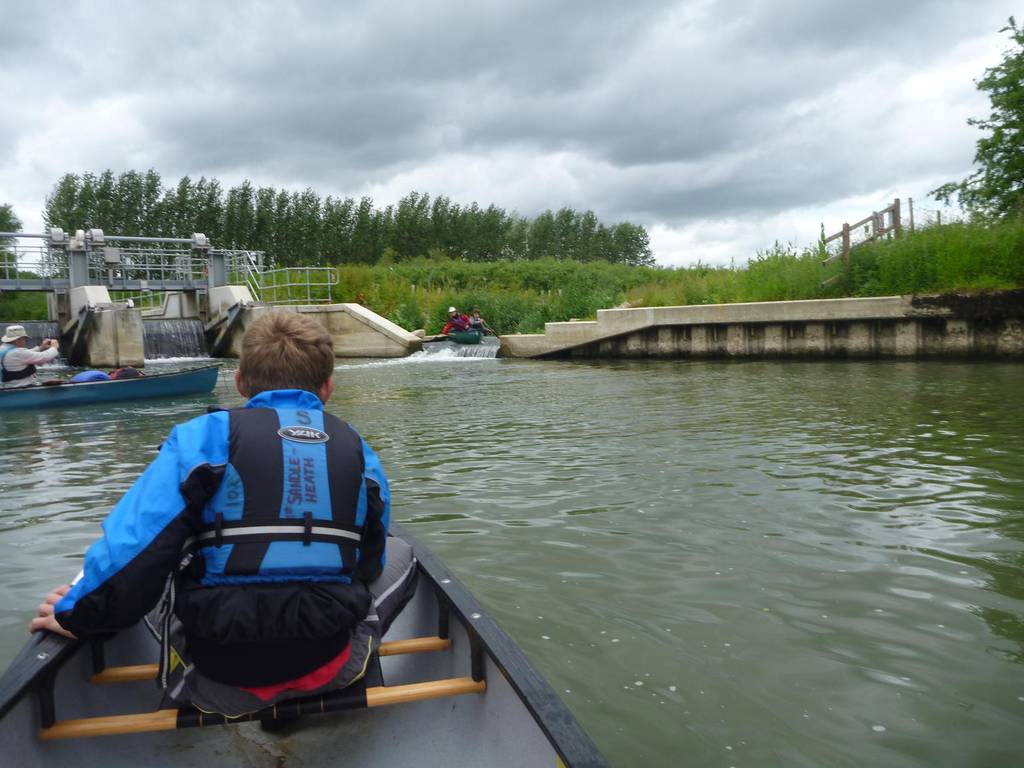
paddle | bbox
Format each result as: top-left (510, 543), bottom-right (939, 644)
top-left (39, 677), bottom-right (487, 740)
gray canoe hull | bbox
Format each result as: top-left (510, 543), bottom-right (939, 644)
top-left (0, 528), bottom-right (607, 767)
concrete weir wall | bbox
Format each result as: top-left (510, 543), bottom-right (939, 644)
top-left (61, 286), bottom-right (146, 367)
top-left (499, 291), bottom-right (1024, 360)
top-left (218, 303), bottom-right (423, 358)
top-left (82, 306), bottom-right (146, 367)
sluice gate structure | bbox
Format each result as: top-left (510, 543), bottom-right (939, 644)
top-left (1, 229), bottom-right (421, 364)
top-left (500, 292), bottom-right (1024, 360)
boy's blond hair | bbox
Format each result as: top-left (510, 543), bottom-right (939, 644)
top-left (238, 312), bottom-right (334, 396)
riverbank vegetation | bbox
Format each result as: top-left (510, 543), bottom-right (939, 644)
top-left (2, 217), bottom-right (1021, 328)
top-left (336, 218), bottom-right (1024, 334)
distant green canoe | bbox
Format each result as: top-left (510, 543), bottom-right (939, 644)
top-left (447, 330), bottom-right (483, 345)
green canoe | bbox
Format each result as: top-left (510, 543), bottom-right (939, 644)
top-left (447, 330), bottom-right (483, 344)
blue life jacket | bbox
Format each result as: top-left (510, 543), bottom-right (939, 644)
top-left (187, 402), bottom-right (371, 584)
top-left (54, 389), bottom-right (390, 687)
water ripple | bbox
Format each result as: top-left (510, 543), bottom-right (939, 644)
top-left (1, 359), bottom-right (1023, 767)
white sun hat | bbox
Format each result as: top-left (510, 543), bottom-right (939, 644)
top-left (448, 306), bottom-right (457, 313)
top-left (1, 325), bottom-right (28, 343)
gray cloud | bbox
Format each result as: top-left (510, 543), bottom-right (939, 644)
top-left (1, 0), bottom-right (1017, 262)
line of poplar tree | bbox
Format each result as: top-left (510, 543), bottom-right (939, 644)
top-left (42, 170), bottom-right (654, 267)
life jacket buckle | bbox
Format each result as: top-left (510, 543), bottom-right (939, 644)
top-left (303, 511), bottom-right (313, 546)
top-left (214, 512), bottom-right (224, 548)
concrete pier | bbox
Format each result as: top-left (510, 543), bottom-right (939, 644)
top-left (499, 291), bottom-right (1024, 360)
top-left (59, 286), bottom-right (145, 367)
top-left (77, 306), bottom-right (146, 367)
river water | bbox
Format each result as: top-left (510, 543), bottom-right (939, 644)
top-left (1, 356), bottom-right (1022, 767)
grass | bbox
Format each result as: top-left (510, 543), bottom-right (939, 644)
top-left (0, 290), bottom-right (47, 321)
top-left (2, 219), bottom-right (1021, 332)
top-left (333, 219), bottom-right (1022, 334)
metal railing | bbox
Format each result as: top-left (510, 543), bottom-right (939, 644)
top-left (0, 241), bottom-right (67, 289)
top-left (223, 250), bottom-right (336, 305)
top-left (3, 229), bottom-right (338, 307)
top-left (112, 254), bottom-right (338, 309)
top-left (250, 266), bottom-right (338, 305)
top-left (89, 247), bottom-right (208, 291)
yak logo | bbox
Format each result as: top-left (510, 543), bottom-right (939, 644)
top-left (278, 426), bottom-right (330, 444)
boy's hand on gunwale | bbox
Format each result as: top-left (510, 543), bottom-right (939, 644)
top-left (28, 584), bottom-right (77, 639)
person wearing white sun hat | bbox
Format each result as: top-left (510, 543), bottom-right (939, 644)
top-left (0, 325), bottom-right (60, 388)
top-left (441, 306), bottom-right (470, 335)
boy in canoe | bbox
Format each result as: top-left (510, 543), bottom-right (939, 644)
top-left (468, 307), bottom-right (495, 335)
top-left (30, 311), bottom-right (416, 715)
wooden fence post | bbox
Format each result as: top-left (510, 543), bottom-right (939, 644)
top-left (841, 222), bottom-right (850, 263)
top-left (892, 198), bottom-right (902, 237)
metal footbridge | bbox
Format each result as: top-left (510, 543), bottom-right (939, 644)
top-left (0, 228), bottom-right (337, 307)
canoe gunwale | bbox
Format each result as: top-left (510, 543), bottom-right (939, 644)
top-left (394, 523), bottom-right (608, 767)
top-left (0, 631), bottom-right (79, 724)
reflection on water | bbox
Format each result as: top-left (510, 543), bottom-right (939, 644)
top-left (1, 359), bottom-right (1023, 767)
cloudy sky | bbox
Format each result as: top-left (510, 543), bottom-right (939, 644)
top-left (0, 1), bottom-right (1017, 265)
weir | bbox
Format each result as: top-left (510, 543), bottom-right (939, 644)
top-left (422, 339), bottom-right (501, 359)
top-left (2, 229), bottom-right (422, 364)
top-left (143, 319), bottom-right (208, 359)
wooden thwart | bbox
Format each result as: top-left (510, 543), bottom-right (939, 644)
top-left (40, 676), bottom-right (486, 741)
top-left (40, 709), bottom-right (179, 740)
top-left (378, 636), bottom-right (450, 657)
top-left (90, 636), bottom-right (453, 684)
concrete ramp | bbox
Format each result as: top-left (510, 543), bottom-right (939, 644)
top-left (213, 303), bottom-right (422, 358)
top-left (291, 303), bottom-right (423, 358)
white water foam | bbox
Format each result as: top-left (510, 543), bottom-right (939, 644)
top-left (143, 356), bottom-right (217, 364)
top-left (338, 346), bottom-right (499, 370)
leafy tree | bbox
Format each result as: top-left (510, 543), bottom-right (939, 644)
top-left (75, 172), bottom-right (98, 229)
top-left (934, 18), bottom-right (1024, 218)
top-left (94, 170), bottom-right (117, 232)
top-left (1, 204), bottom-right (21, 277)
top-left (252, 186), bottom-right (277, 254)
top-left (44, 174), bottom-right (80, 231)
top-left (292, 188), bottom-right (323, 264)
top-left (527, 210), bottom-right (557, 260)
top-left (40, 171), bottom-right (655, 266)
top-left (193, 177), bottom-right (224, 242)
top-left (1, 203), bottom-right (22, 233)
top-left (140, 169), bottom-right (164, 234)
